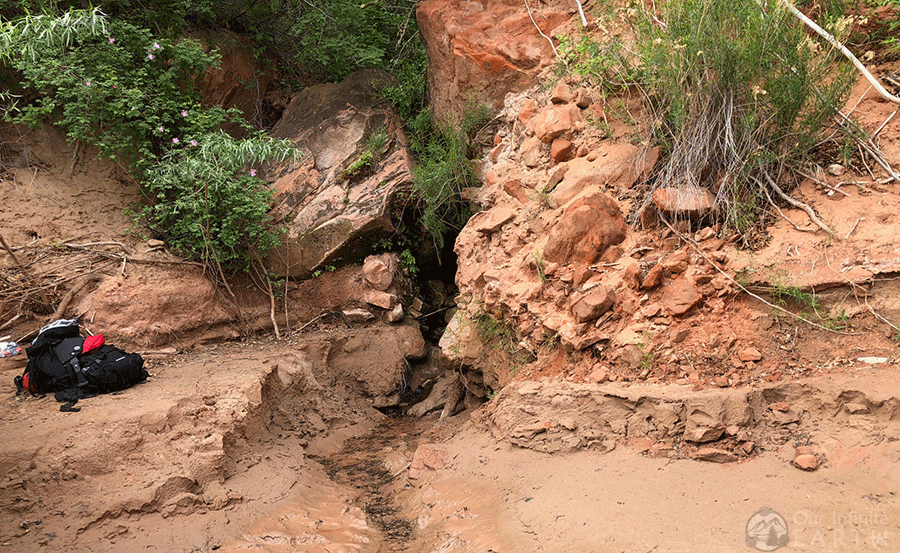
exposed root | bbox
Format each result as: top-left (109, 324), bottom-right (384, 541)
top-left (761, 171), bottom-right (833, 235)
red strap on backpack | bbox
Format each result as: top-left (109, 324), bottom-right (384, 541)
top-left (82, 334), bottom-right (105, 354)
top-left (21, 372), bottom-right (33, 393)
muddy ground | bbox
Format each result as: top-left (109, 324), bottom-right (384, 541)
top-left (2, 335), bottom-right (899, 552)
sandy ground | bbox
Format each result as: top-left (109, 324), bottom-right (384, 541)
top-left (419, 427), bottom-right (900, 553)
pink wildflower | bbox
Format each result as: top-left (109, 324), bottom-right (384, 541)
top-left (250, 169), bottom-right (257, 177)
top-left (109, 37), bottom-right (115, 44)
top-left (181, 110), bottom-right (189, 117)
top-left (172, 137), bottom-right (180, 144)
top-left (148, 53), bottom-right (154, 60)
top-left (190, 140), bottom-right (198, 147)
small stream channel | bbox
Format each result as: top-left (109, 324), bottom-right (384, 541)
top-left (315, 416), bottom-right (427, 550)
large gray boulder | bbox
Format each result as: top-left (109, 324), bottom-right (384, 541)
top-left (267, 70), bottom-right (413, 278)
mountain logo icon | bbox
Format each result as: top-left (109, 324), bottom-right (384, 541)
top-left (746, 507), bottom-right (790, 551)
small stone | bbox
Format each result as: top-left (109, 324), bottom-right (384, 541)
top-left (387, 303), bottom-right (404, 323)
top-left (672, 328), bottom-right (690, 343)
top-left (551, 139), bottom-right (574, 162)
top-left (518, 98), bottom-right (538, 123)
top-left (364, 290), bottom-right (396, 310)
top-left (363, 256), bottom-right (393, 290)
top-left (573, 87), bottom-right (592, 109)
top-left (550, 82), bottom-right (573, 104)
top-left (826, 163), bottom-right (845, 176)
top-left (768, 401), bottom-right (791, 412)
top-left (694, 227), bottom-right (716, 241)
top-left (691, 447), bottom-right (738, 463)
top-left (652, 187), bottom-right (716, 220)
top-left (472, 207), bottom-right (516, 234)
top-left (684, 425), bottom-right (725, 443)
top-left (739, 441), bottom-right (755, 455)
top-left (792, 454), bottom-right (818, 471)
top-left (571, 285), bottom-right (616, 323)
top-left (147, 239), bottom-right (165, 248)
top-left (589, 367), bottom-right (609, 383)
top-left (342, 308), bottom-right (375, 323)
top-left (661, 251), bottom-right (690, 274)
top-left (520, 136), bottom-right (544, 168)
top-left (641, 264), bottom-right (665, 290)
top-left (857, 356), bottom-right (889, 365)
top-left (713, 376), bottom-right (730, 388)
top-left (659, 277), bottom-right (701, 316)
top-left (738, 347), bottom-right (763, 362)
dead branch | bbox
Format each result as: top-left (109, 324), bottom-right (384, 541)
top-left (834, 113), bottom-right (900, 182)
top-left (296, 310), bottom-right (333, 332)
top-left (795, 170), bottom-right (850, 198)
top-left (62, 240), bottom-right (133, 256)
top-left (0, 312), bottom-right (23, 332)
top-left (58, 242), bottom-right (204, 267)
top-left (845, 216), bottom-right (862, 240)
top-left (757, 179), bottom-right (816, 233)
top-left (873, 108), bottom-right (898, 140)
top-left (51, 274), bottom-right (101, 321)
top-left (1, 233), bottom-right (54, 312)
top-left (661, 219), bottom-right (857, 335)
top-left (781, 0), bottom-right (900, 105)
top-left (253, 256), bottom-right (280, 340)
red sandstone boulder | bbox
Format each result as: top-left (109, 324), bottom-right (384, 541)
top-left (543, 189), bottom-right (627, 265)
top-left (417, 0), bottom-right (571, 124)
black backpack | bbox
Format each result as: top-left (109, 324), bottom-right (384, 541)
top-left (15, 319), bottom-right (148, 409)
top-left (16, 319), bottom-right (84, 394)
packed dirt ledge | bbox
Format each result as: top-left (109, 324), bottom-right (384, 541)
top-left (3, 0), bottom-right (900, 551)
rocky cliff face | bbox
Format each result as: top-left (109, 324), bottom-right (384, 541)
top-left (417, 0), bottom-right (574, 124)
top-left (428, 1), bottom-right (900, 408)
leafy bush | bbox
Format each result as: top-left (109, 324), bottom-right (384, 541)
top-left (213, 0), bottom-right (422, 86)
top-left (637, 0), bottom-right (854, 233)
top-left (140, 132), bottom-right (298, 270)
top-left (0, 8), bottom-right (301, 271)
top-left (1, 8), bottom-right (220, 168)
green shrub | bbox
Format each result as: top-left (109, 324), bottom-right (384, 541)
top-left (637, 0), bottom-right (853, 231)
top-left (140, 132), bottom-right (298, 270)
top-left (1, 8), bottom-right (301, 271)
top-left (0, 8), bottom-right (221, 169)
top-left (410, 105), bottom-right (491, 249)
top-left (561, 0), bottom-right (855, 238)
